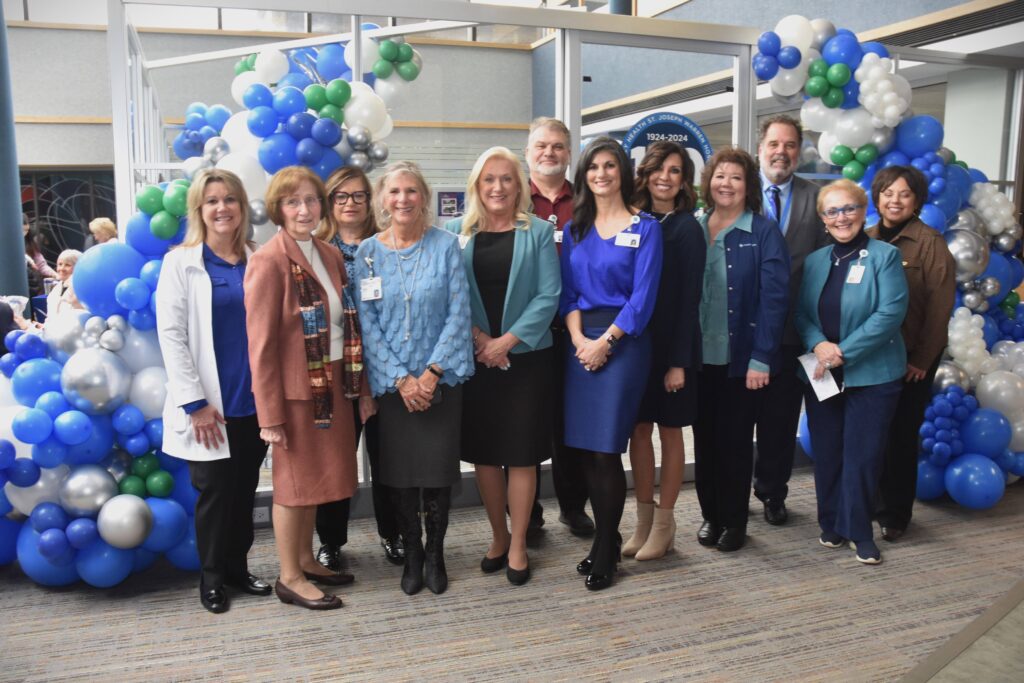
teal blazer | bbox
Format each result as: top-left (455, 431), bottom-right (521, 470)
top-left (795, 237), bottom-right (908, 387)
top-left (443, 215), bottom-right (561, 354)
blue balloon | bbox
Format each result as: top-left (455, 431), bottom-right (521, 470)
top-left (199, 125), bottom-right (218, 143)
top-left (186, 130), bottom-right (203, 145)
top-left (0, 352), bottom-right (19, 378)
top-left (285, 112), bottom-right (317, 141)
top-left (76, 538), bottom-right (133, 588)
top-left (312, 148), bottom-right (344, 181)
top-left (14, 333), bottom-right (47, 361)
top-left (918, 204), bottom-right (947, 233)
top-left (797, 411), bottom-right (813, 461)
top-left (1006, 256), bottom-right (1024, 291)
top-left (362, 72), bottom-right (376, 89)
top-left (944, 164), bottom-right (972, 204)
top-left (928, 177), bottom-right (946, 198)
top-left (114, 277), bottom-right (151, 312)
top-left (961, 408), bottom-right (1012, 458)
top-left (757, 31), bottom-right (781, 57)
top-left (12, 408), bottom-right (53, 445)
top-left (895, 115), bottom-right (944, 158)
top-left (143, 497), bottom-right (189, 552)
top-left (0, 517), bottom-right (20, 565)
top-left (128, 308), bottom-right (156, 331)
top-left (0, 488), bottom-right (10, 516)
top-left (53, 410), bottom-right (93, 446)
top-left (146, 420), bottom-right (165, 450)
top-left (112, 405), bottom-right (146, 436)
top-left (171, 217), bottom-right (188, 246)
top-left (72, 243), bottom-right (147, 318)
top-left (296, 138), bottom-right (325, 165)
top-left (37, 527), bottom-right (71, 562)
top-left (980, 252), bottom-right (1013, 305)
top-left (11, 358), bottom-right (62, 407)
top-left (247, 105), bottom-right (278, 138)
top-left (258, 132), bottom-right (299, 174)
top-left (30, 502), bottom-right (69, 532)
top-left (8, 457), bottom-right (41, 486)
top-left (310, 118), bottom-right (342, 147)
top-left (861, 41), bottom-right (890, 58)
top-left (16, 525), bottom-right (79, 586)
top-left (132, 547), bottom-right (159, 573)
top-left (184, 102), bottom-right (207, 117)
top-left (156, 450), bottom-right (187, 474)
top-left (35, 390), bottom-right (70, 418)
top-left (65, 414), bottom-right (115, 465)
top-left (172, 131), bottom-right (200, 161)
top-left (916, 458), bottom-right (946, 500)
top-left (164, 523), bottom-right (200, 571)
top-left (967, 167), bottom-right (988, 184)
top-left (119, 431), bottom-right (150, 457)
top-left (0, 438), bottom-right (14, 468)
top-left (880, 150), bottom-right (910, 168)
top-left (752, 53), bottom-right (779, 80)
top-left (205, 104), bottom-right (231, 131)
top-left (140, 259), bottom-right (162, 289)
top-left (776, 45), bottom-right (801, 69)
top-left (184, 112), bottom-right (206, 131)
top-left (945, 453), bottom-right (1005, 509)
top-left (31, 436), bottom-right (68, 468)
top-left (272, 87), bottom-right (307, 118)
top-left (170, 468), bottom-right (198, 511)
top-left (932, 186), bottom-right (961, 224)
top-left (278, 72), bottom-right (313, 90)
top-left (822, 33), bottom-right (863, 69)
top-left (4, 329), bottom-right (23, 352)
top-left (840, 78), bottom-right (860, 109)
top-left (66, 517), bottom-right (99, 550)
top-left (316, 44), bottom-right (347, 81)
top-left (243, 83), bottom-right (273, 110)
top-left (1009, 451), bottom-right (1024, 477)
top-left (125, 212), bottom-right (172, 259)
top-left (982, 315), bottom-right (1000, 349)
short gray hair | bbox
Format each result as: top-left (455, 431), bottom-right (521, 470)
top-left (57, 249), bottom-right (83, 266)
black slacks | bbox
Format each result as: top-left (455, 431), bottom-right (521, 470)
top-left (753, 344), bottom-right (805, 503)
top-left (188, 414), bottom-right (267, 590)
top-left (550, 327), bottom-right (589, 515)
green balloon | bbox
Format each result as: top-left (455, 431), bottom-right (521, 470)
top-left (822, 87), bottom-right (844, 109)
top-left (318, 104), bottom-right (344, 125)
top-left (842, 160), bottom-right (866, 181)
top-left (830, 145), bottom-right (855, 166)
top-left (146, 470), bottom-right (174, 498)
top-left (325, 79), bottom-right (352, 107)
top-left (150, 211), bottom-right (179, 239)
top-left (396, 43), bottom-right (414, 63)
top-left (1004, 291), bottom-right (1021, 309)
top-left (131, 452), bottom-right (161, 478)
top-left (304, 84), bottom-right (328, 112)
top-left (953, 160), bottom-right (968, 169)
top-left (804, 75), bottom-right (829, 98)
top-left (826, 63), bottom-right (851, 87)
top-left (372, 59), bottom-right (394, 80)
top-left (808, 58), bottom-right (828, 79)
top-left (855, 144), bottom-right (879, 166)
top-left (245, 53), bottom-right (257, 70)
top-left (378, 39), bottom-right (399, 62)
top-left (234, 59), bottom-right (247, 76)
top-left (136, 185), bottom-right (165, 216)
top-left (947, 150), bottom-right (957, 163)
top-left (396, 60), bottom-right (420, 82)
top-left (171, 178), bottom-right (191, 188)
top-left (119, 474), bottom-right (147, 498)
top-left (162, 184), bottom-right (189, 218)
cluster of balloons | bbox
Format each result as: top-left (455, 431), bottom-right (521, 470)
top-left (372, 38), bottom-right (422, 82)
top-left (171, 102), bottom-right (233, 161)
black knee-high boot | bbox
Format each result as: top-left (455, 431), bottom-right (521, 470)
top-left (394, 488), bottom-right (424, 595)
top-left (581, 452), bottom-right (625, 588)
top-left (422, 486), bottom-right (451, 595)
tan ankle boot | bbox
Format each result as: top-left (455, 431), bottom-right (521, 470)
top-left (635, 506), bottom-right (676, 560)
top-left (623, 501), bottom-right (655, 557)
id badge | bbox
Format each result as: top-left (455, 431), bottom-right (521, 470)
top-left (458, 234), bottom-right (470, 249)
top-left (614, 232), bottom-right (640, 248)
top-left (360, 276), bottom-right (383, 301)
top-left (846, 264), bottom-right (865, 284)
top-left (553, 230), bottom-right (563, 244)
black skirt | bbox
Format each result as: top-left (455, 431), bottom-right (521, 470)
top-left (377, 384), bottom-right (463, 489)
top-left (462, 347), bottom-right (554, 467)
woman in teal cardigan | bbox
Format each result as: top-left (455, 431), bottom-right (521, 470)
top-left (444, 146), bottom-right (561, 585)
top-left (795, 178), bottom-right (908, 566)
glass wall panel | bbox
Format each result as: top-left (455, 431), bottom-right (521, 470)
top-left (221, 9), bottom-right (307, 33)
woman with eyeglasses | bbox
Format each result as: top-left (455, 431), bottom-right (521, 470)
top-left (866, 166), bottom-right (955, 543)
top-left (245, 166), bottom-right (366, 610)
top-left (796, 178), bottom-right (908, 566)
top-left (312, 167), bottom-right (404, 573)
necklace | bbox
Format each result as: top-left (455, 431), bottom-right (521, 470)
top-left (655, 210), bottom-right (675, 224)
top-left (832, 246), bottom-right (860, 266)
top-left (390, 230), bottom-right (425, 341)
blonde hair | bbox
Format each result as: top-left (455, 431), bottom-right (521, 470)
top-left (57, 249), bottom-right (83, 267)
top-left (181, 169), bottom-right (251, 259)
top-left (88, 217), bottom-right (117, 242)
top-left (528, 116), bottom-right (570, 144)
top-left (374, 161), bottom-right (433, 229)
top-left (265, 166), bottom-right (327, 228)
top-left (317, 166), bottom-right (378, 242)
top-left (817, 178), bottom-right (868, 214)
top-left (460, 146), bottom-right (531, 236)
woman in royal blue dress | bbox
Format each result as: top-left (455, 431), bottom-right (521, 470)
top-left (560, 137), bottom-right (663, 591)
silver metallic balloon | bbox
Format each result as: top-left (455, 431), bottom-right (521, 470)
top-left (348, 151), bottom-right (371, 170)
top-left (936, 147), bottom-right (954, 164)
top-left (335, 132), bottom-right (354, 160)
top-left (1006, 223), bottom-right (1022, 240)
top-left (97, 494), bottom-right (154, 549)
top-left (99, 328), bottom-right (125, 352)
top-left (367, 141), bottom-right (389, 162)
top-left (944, 228), bottom-right (990, 283)
top-left (106, 314), bottom-right (128, 333)
top-left (392, 35), bottom-right (406, 45)
top-left (43, 312), bottom-right (87, 355)
top-left (975, 300), bottom-right (990, 313)
top-left (250, 198), bottom-right (269, 226)
top-left (933, 361), bottom-right (971, 393)
top-left (347, 125), bottom-right (371, 151)
top-left (3, 464), bottom-right (70, 516)
top-left (203, 136), bottom-right (231, 164)
top-left (961, 279), bottom-right (979, 292)
top-left (980, 277), bottom-right (1001, 298)
top-left (995, 233), bottom-right (1019, 253)
top-left (950, 209), bottom-right (981, 234)
top-left (247, 224), bottom-right (255, 241)
top-left (60, 348), bottom-right (133, 415)
top-left (59, 464), bottom-right (119, 517)
top-left (870, 127), bottom-right (894, 155)
top-left (129, 366), bottom-right (169, 420)
top-left (116, 327), bottom-right (163, 374)
top-left (962, 291), bottom-right (985, 310)
top-left (100, 449), bottom-right (134, 483)
top-left (809, 18), bottom-right (837, 51)
top-left (84, 315), bottom-right (108, 337)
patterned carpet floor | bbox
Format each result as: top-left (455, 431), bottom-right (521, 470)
top-left (1, 470), bottom-right (1022, 683)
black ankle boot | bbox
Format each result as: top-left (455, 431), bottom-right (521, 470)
top-left (422, 487), bottom-right (451, 595)
top-left (394, 489), bottom-right (423, 595)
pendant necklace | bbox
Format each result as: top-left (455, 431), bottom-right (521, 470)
top-left (391, 230), bottom-right (425, 341)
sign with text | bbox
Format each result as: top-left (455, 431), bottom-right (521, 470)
top-left (622, 112), bottom-right (713, 188)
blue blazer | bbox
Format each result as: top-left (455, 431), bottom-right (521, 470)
top-left (443, 215), bottom-right (561, 353)
top-left (795, 237), bottom-right (909, 387)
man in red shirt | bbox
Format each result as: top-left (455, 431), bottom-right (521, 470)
top-left (526, 117), bottom-right (594, 537)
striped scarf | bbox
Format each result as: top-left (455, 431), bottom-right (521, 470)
top-left (290, 261), bottom-right (333, 428)
top-left (331, 236), bottom-right (365, 401)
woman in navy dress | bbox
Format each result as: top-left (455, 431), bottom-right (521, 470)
top-left (623, 141), bottom-right (705, 562)
top-left (560, 136), bottom-right (663, 590)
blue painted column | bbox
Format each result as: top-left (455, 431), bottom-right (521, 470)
top-left (0, 3), bottom-right (28, 296)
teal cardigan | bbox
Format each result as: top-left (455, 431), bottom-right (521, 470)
top-left (443, 215), bottom-right (561, 354)
top-left (795, 237), bottom-right (909, 388)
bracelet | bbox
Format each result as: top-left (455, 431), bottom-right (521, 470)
top-left (395, 376), bottom-right (408, 388)
top-left (428, 365), bottom-right (444, 379)
top-left (473, 330), bottom-right (481, 341)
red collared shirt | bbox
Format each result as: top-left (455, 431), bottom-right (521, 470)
top-left (529, 178), bottom-right (573, 240)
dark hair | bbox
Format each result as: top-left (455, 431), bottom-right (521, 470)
top-left (870, 165), bottom-right (928, 217)
top-left (632, 141), bottom-right (697, 213)
top-left (0, 301), bottom-right (16, 340)
top-left (699, 147), bottom-right (762, 214)
top-left (23, 223), bottom-right (42, 258)
top-left (758, 114), bottom-right (803, 148)
top-left (571, 136), bottom-right (634, 243)
top-left (320, 166), bottom-right (378, 242)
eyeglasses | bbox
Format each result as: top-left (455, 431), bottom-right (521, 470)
top-left (821, 204), bottom-right (863, 220)
top-left (282, 196), bottom-right (322, 210)
top-left (332, 191), bottom-right (369, 205)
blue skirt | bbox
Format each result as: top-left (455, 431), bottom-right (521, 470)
top-left (563, 309), bottom-right (652, 454)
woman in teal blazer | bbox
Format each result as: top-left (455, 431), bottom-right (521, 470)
top-left (444, 146), bottom-right (561, 585)
top-left (795, 179), bottom-right (908, 566)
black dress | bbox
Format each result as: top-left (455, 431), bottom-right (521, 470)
top-left (636, 210), bottom-right (706, 427)
top-left (462, 231), bottom-right (554, 467)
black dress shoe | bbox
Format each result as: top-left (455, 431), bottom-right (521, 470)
top-left (763, 499), bottom-right (788, 526)
top-left (226, 572), bottom-right (272, 596)
top-left (480, 551), bottom-right (508, 573)
top-left (275, 579), bottom-right (342, 610)
top-left (697, 520), bottom-right (722, 547)
top-left (576, 557), bottom-right (593, 575)
top-left (303, 570), bottom-right (355, 586)
top-left (716, 527), bottom-right (747, 552)
top-left (382, 537), bottom-right (405, 565)
top-left (585, 572), bottom-right (614, 591)
top-left (507, 561), bottom-right (530, 586)
top-left (880, 525), bottom-right (905, 542)
top-left (559, 510), bottom-right (595, 537)
top-left (200, 585), bottom-right (229, 614)
top-left (316, 544), bottom-right (342, 572)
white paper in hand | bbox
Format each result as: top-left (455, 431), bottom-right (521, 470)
top-left (799, 353), bottom-right (841, 402)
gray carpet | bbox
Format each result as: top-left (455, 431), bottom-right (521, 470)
top-left (2, 471), bottom-right (1023, 682)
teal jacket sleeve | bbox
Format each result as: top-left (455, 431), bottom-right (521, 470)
top-left (838, 246), bottom-right (909, 366)
top-left (507, 224), bottom-right (561, 350)
top-left (795, 251), bottom-right (829, 354)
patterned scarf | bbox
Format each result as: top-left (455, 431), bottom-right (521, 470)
top-left (290, 261), bottom-right (333, 428)
top-left (331, 236), bottom-right (365, 400)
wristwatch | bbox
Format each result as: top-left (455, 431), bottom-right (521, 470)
top-left (605, 334), bottom-right (619, 349)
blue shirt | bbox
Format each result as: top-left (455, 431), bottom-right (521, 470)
top-left (558, 214), bottom-right (663, 336)
top-left (330, 236), bottom-right (359, 311)
top-left (760, 171), bottom-right (794, 236)
top-left (354, 228), bottom-right (475, 397)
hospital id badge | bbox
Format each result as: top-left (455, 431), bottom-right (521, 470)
top-left (846, 264), bottom-right (865, 284)
top-left (614, 232), bottom-right (640, 248)
top-left (553, 230), bottom-right (563, 244)
top-left (458, 234), bottom-right (470, 249)
top-left (361, 277), bottom-right (383, 301)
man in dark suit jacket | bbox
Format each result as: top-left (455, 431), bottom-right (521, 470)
top-left (753, 114), bottom-right (829, 525)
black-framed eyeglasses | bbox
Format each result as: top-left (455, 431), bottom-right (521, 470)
top-left (821, 204), bottom-right (863, 220)
top-left (332, 191), bottom-right (369, 205)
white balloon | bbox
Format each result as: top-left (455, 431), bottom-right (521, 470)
top-left (345, 92), bottom-right (388, 133)
top-left (129, 366), bottom-right (168, 420)
top-left (0, 375), bottom-right (16, 409)
top-left (817, 130), bottom-right (839, 162)
top-left (349, 81), bottom-right (375, 101)
top-left (181, 155), bottom-right (211, 180)
top-left (230, 71), bottom-right (262, 108)
top-left (344, 36), bottom-right (379, 72)
top-left (254, 49), bottom-right (289, 84)
top-left (1011, 418), bottom-right (1024, 451)
top-left (372, 114), bottom-right (394, 141)
top-left (116, 327), bottom-right (163, 374)
top-left (770, 68), bottom-right (805, 98)
top-left (800, 98), bottom-right (840, 133)
top-left (774, 15), bottom-right (815, 54)
top-left (833, 108), bottom-right (875, 148)
top-left (219, 111), bottom-right (263, 159)
top-left (373, 73), bottom-right (406, 108)
top-left (976, 371), bottom-right (1024, 418)
top-left (217, 152), bottom-right (269, 202)
top-left (252, 222), bottom-right (278, 246)
top-left (4, 465), bottom-right (69, 516)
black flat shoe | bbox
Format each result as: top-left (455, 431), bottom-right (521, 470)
top-left (585, 572), bottom-right (614, 591)
top-left (226, 572), bottom-right (272, 596)
top-left (275, 579), bottom-right (342, 610)
top-left (716, 527), bottom-right (747, 552)
top-left (316, 544), bottom-right (342, 572)
top-left (507, 561), bottom-right (530, 586)
top-left (880, 526), bottom-right (905, 542)
top-left (763, 499), bottom-right (788, 526)
top-left (303, 570), bottom-right (355, 586)
top-left (576, 557), bottom-right (593, 575)
top-left (559, 510), bottom-right (596, 537)
top-left (382, 537), bottom-right (405, 565)
top-left (697, 520), bottom-right (722, 547)
top-left (480, 551), bottom-right (508, 573)
top-left (200, 585), bottom-right (229, 614)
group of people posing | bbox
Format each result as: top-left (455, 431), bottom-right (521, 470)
top-left (155, 113), bottom-right (955, 614)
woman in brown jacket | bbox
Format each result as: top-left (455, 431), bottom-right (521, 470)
top-left (867, 165), bottom-right (956, 542)
top-left (245, 166), bottom-right (368, 610)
